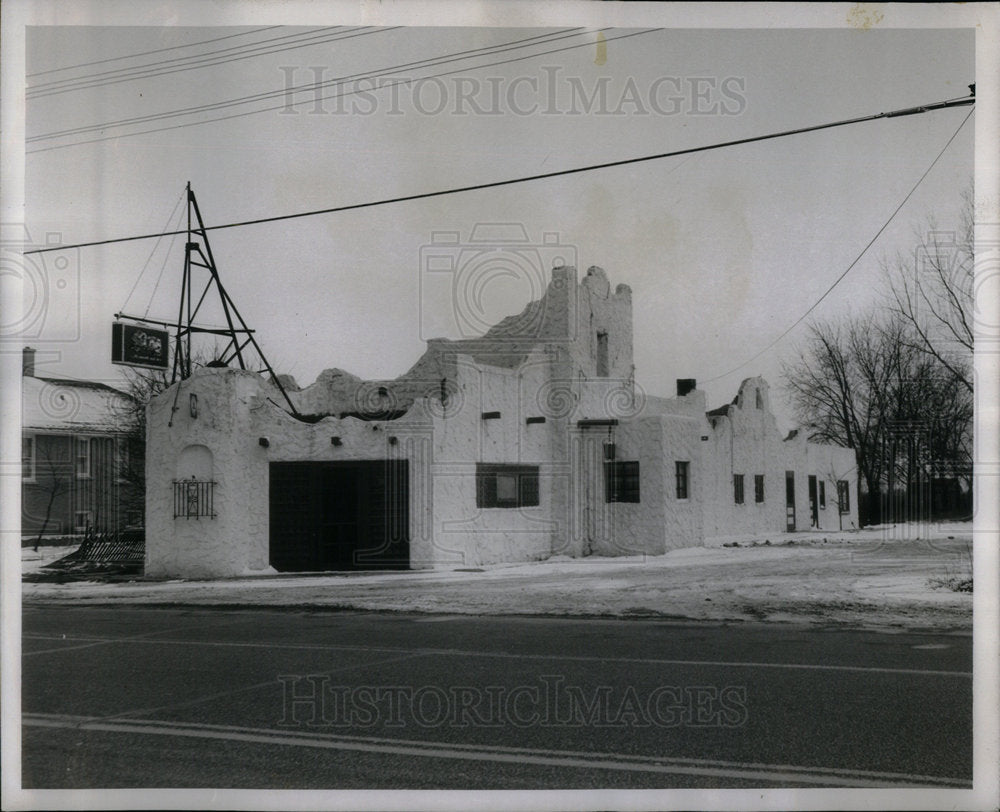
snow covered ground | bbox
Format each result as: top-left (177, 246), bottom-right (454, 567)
top-left (20, 523), bottom-right (973, 631)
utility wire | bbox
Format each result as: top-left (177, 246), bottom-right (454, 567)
top-left (28, 27), bottom-right (374, 98)
top-left (27, 26), bottom-right (282, 78)
top-left (701, 106), bottom-right (975, 385)
top-left (28, 25), bottom-right (624, 153)
top-left (29, 27), bottom-right (585, 143)
top-left (144, 203), bottom-right (188, 318)
top-left (25, 93), bottom-right (974, 256)
top-left (118, 188), bottom-right (186, 315)
top-left (29, 26), bottom-right (337, 90)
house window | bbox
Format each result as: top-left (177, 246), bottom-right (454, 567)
top-left (734, 474), bottom-right (745, 505)
top-left (675, 461), bottom-right (690, 500)
top-left (116, 438), bottom-right (129, 481)
top-left (819, 481), bottom-right (826, 509)
top-left (837, 480), bottom-right (850, 514)
top-left (754, 474), bottom-right (765, 504)
top-left (75, 437), bottom-right (91, 479)
top-left (125, 510), bottom-right (144, 528)
top-left (606, 460), bottom-right (640, 503)
top-left (73, 511), bottom-right (93, 533)
top-left (596, 331), bottom-right (609, 377)
top-left (755, 388), bottom-right (763, 409)
top-left (173, 479), bottom-right (217, 519)
top-left (22, 436), bottom-right (35, 481)
top-left (476, 464), bottom-right (539, 509)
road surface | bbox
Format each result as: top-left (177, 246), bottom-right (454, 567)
top-left (21, 606), bottom-right (972, 789)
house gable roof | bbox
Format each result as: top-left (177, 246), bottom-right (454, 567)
top-left (22, 375), bottom-right (133, 433)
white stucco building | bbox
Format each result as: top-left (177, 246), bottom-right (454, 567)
top-left (145, 265), bottom-right (858, 578)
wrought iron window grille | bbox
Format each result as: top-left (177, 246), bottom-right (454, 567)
top-left (172, 478), bottom-right (217, 519)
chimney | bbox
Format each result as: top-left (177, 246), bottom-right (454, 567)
top-left (22, 346), bottom-right (36, 377)
top-left (676, 378), bottom-right (696, 397)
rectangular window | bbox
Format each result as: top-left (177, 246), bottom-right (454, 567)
top-left (734, 474), bottom-right (745, 505)
top-left (819, 481), bottom-right (826, 509)
top-left (755, 388), bottom-right (763, 409)
top-left (754, 474), bottom-right (765, 504)
top-left (75, 437), bottom-right (91, 479)
top-left (116, 438), bottom-right (129, 481)
top-left (22, 436), bottom-right (35, 481)
top-left (837, 480), bottom-right (850, 514)
top-left (596, 331), bottom-right (609, 377)
top-left (126, 510), bottom-right (144, 528)
top-left (605, 460), bottom-right (640, 503)
top-left (73, 510), bottom-right (92, 533)
top-left (675, 461), bottom-right (690, 500)
top-left (476, 464), bottom-right (540, 509)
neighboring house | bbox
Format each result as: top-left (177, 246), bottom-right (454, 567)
top-left (145, 265), bottom-right (859, 578)
top-left (21, 347), bottom-right (140, 539)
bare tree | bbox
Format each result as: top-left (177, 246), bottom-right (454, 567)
top-left (783, 315), bottom-right (885, 524)
top-left (885, 187), bottom-right (974, 392)
top-left (783, 312), bottom-right (972, 526)
top-left (109, 365), bottom-right (174, 524)
top-left (110, 354), bottom-right (218, 522)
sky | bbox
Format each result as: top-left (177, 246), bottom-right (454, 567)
top-left (16, 6), bottom-right (980, 433)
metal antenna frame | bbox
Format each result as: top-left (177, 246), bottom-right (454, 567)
top-left (118, 183), bottom-right (299, 416)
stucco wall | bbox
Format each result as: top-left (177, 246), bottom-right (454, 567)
top-left (145, 266), bottom-right (861, 578)
top-left (568, 419), bottom-right (657, 558)
top-left (700, 378), bottom-right (860, 539)
top-left (806, 441), bottom-right (860, 531)
top-left (146, 368), bottom-right (263, 578)
top-left (429, 351), bottom-right (557, 567)
top-left (568, 266), bottom-right (634, 382)
top-left (659, 413), bottom-right (706, 551)
top-left (146, 367), bottom-right (436, 578)
top-left (703, 378), bottom-right (788, 539)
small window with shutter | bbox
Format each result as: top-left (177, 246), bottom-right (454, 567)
top-left (476, 464), bottom-right (540, 508)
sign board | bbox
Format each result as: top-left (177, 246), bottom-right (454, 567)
top-left (112, 322), bottom-right (170, 369)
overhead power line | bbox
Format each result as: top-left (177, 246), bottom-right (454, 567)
top-left (28, 27), bottom-right (613, 151)
top-left (27, 26), bottom-right (283, 78)
top-left (28, 27), bottom-right (379, 99)
top-left (28, 27), bottom-right (586, 144)
top-left (701, 105), bottom-right (975, 385)
top-left (24, 91), bottom-right (974, 257)
top-left (29, 26), bottom-right (336, 89)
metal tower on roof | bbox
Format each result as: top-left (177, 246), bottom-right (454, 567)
top-left (115, 183), bottom-right (299, 416)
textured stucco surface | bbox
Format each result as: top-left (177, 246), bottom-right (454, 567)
top-left (702, 378), bottom-right (859, 539)
top-left (146, 267), bottom-right (859, 577)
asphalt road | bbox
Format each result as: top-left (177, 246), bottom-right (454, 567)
top-left (20, 606), bottom-right (972, 790)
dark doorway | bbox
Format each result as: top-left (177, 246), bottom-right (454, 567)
top-left (269, 460), bottom-right (409, 571)
top-left (785, 470), bottom-right (796, 531)
top-left (808, 475), bottom-right (819, 528)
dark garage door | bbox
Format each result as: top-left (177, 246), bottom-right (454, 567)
top-left (269, 460), bottom-right (409, 571)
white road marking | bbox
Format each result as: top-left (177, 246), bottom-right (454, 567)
top-left (22, 713), bottom-right (971, 789)
top-left (96, 651), bottom-right (426, 722)
top-left (22, 626), bottom-right (195, 657)
top-left (22, 633), bottom-right (971, 677)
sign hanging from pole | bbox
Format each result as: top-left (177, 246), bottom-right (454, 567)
top-left (112, 322), bottom-right (169, 369)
